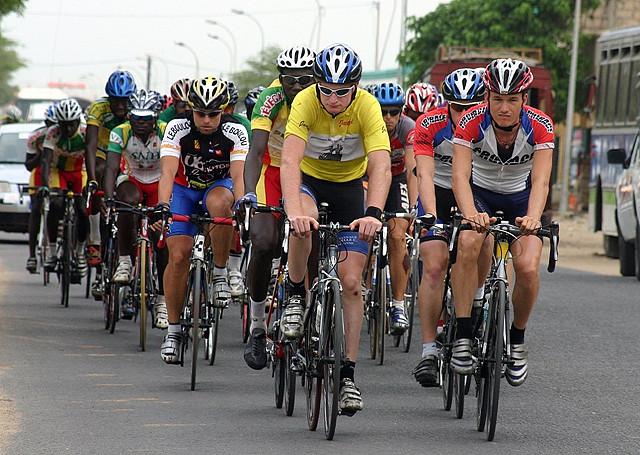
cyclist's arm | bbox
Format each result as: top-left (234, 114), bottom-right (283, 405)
top-left (415, 154), bottom-right (436, 215)
top-left (281, 134), bottom-right (305, 216)
top-left (451, 143), bottom-right (476, 217)
top-left (230, 160), bottom-right (245, 203)
top-left (525, 148), bottom-right (553, 221)
top-left (85, 124), bottom-right (99, 182)
top-left (158, 156), bottom-right (179, 206)
top-left (103, 151), bottom-right (120, 199)
top-left (365, 149), bottom-right (392, 211)
top-left (243, 129), bottom-right (268, 194)
top-left (41, 147), bottom-right (52, 188)
top-left (25, 150), bottom-right (42, 172)
top-left (404, 144), bottom-right (418, 207)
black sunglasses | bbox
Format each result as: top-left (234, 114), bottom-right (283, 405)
top-left (281, 74), bottom-right (315, 86)
top-left (449, 103), bottom-right (474, 113)
top-left (193, 109), bottom-right (222, 118)
top-left (317, 84), bottom-right (355, 97)
top-left (381, 108), bottom-right (402, 117)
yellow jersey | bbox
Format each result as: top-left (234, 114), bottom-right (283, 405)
top-left (86, 98), bottom-right (127, 159)
top-left (285, 85), bottom-right (390, 182)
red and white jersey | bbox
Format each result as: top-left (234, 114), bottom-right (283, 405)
top-left (414, 107), bottom-right (455, 189)
top-left (389, 114), bottom-right (415, 176)
top-left (453, 103), bottom-right (554, 194)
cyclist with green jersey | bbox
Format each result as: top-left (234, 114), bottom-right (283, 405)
top-left (238, 45), bottom-right (316, 370)
top-left (159, 78), bottom-right (190, 123)
top-left (103, 89), bottom-right (169, 326)
top-left (280, 44), bottom-right (391, 415)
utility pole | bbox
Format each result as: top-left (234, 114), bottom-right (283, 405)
top-left (146, 55), bottom-right (151, 90)
top-left (315, 0), bottom-right (322, 49)
top-left (399, 0), bottom-right (408, 85)
top-left (374, 2), bottom-right (380, 70)
top-left (560, 0), bottom-right (582, 215)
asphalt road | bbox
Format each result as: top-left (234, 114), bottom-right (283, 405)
top-left (0, 234), bottom-right (638, 455)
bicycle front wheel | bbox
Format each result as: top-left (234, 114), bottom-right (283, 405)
top-left (60, 223), bottom-right (72, 308)
top-left (139, 240), bottom-right (148, 352)
top-left (284, 342), bottom-right (296, 416)
top-left (322, 280), bottom-right (343, 441)
top-left (402, 258), bottom-right (419, 353)
top-left (305, 293), bottom-right (322, 431)
top-left (376, 267), bottom-right (388, 366)
top-left (486, 281), bottom-right (506, 441)
top-left (207, 307), bottom-right (220, 365)
top-left (189, 264), bottom-right (203, 391)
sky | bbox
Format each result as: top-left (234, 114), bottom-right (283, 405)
top-left (3, 0), bottom-right (445, 98)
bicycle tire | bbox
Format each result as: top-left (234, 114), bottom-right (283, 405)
top-left (368, 296), bottom-right (377, 360)
top-left (377, 266), bottom-right (388, 366)
top-left (305, 293), bottom-right (322, 431)
top-left (60, 221), bottom-right (72, 308)
top-left (139, 240), bottom-right (147, 352)
top-left (402, 259), bottom-right (419, 353)
top-left (85, 265), bottom-right (91, 298)
top-left (274, 341), bottom-right (285, 409)
top-left (454, 372), bottom-right (465, 419)
top-left (108, 283), bottom-right (119, 334)
top-left (441, 317), bottom-right (454, 411)
top-left (322, 280), bottom-right (343, 440)
top-left (242, 294), bottom-right (251, 344)
top-left (207, 307), bottom-right (220, 365)
top-left (284, 343), bottom-right (296, 416)
top-left (486, 281), bottom-right (505, 441)
top-left (476, 285), bottom-right (495, 433)
top-left (190, 264), bottom-right (203, 391)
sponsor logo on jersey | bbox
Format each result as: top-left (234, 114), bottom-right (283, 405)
top-left (434, 152), bottom-right (452, 165)
top-left (165, 120), bottom-right (191, 141)
top-left (525, 109), bottom-right (554, 134)
top-left (194, 139), bottom-right (200, 151)
top-left (474, 148), bottom-right (533, 165)
top-left (458, 106), bottom-right (486, 129)
top-left (221, 123), bottom-right (249, 147)
top-left (299, 120), bottom-right (309, 130)
top-left (130, 150), bottom-right (160, 161)
top-left (338, 119), bottom-right (353, 128)
top-left (420, 113), bottom-right (447, 129)
top-left (109, 130), bottom-right (124, 146)
top-left (259, 91), bottom-right (284, 117)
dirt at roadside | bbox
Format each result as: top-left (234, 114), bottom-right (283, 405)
top-left (553, 214), bottom-right (619, 277)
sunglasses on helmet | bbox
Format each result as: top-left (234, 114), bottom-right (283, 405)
top-left (317, 84), bottom-right (355, 98)
top-left (281, 74), bottom-right (315, 86)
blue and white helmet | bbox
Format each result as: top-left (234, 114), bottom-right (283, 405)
top-left (313, 43), bottom-right (362, 84)
top-left (105, 70), bottom-right (137, 98)
top-left (44, 103), bottom-right (58, 124)
top-left (373, 82), bottom-right (404, 106)
top-left (442, 68), bottom-right (486, 105)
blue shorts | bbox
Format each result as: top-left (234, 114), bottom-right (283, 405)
top-left (168, 179), bottom-right (233, 237)
top-left (472, 184), bottom-right (530, 224)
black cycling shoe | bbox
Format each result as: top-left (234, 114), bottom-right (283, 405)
top-left (413, 354), bottom-right (439, 387)
top-left (244, 327), bottom-right (267, 370)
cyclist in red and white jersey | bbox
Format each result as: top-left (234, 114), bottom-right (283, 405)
top-left (404, 82), bottom-right (439, 122)
top-left (450, 59), bottom-right (554, 386)
top-left (412, 68), bottom-right (485, 386)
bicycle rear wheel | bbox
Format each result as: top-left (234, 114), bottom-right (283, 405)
top-left (376, 266), bottom-right (388, 366)
top-left (322, 280), bottom-right (343, 440)
top-left (305, 293), bottom-right (322, 431)
top-left (486, 281), bottom-right (505, 441)
top-left (190, 264), bottom-right (203, 391)
top-left (454, 373), bottom-right (466, 419)
top-left (402, 259), bottom-right (419, 353)
top-left (139, 240), bottom-right (148, 352)
top-left (60, 222), bottom-right (72, 308)
top-left (207, 307), bottom-right (220, 365)
top-left (274, 339), bottom-right (285, 409)
top-left (284, 342), bottom-right (296, 416)
top-left (241, 293), bottom-right (251, 343)
top-left (440, 317), bottom-right (454, 411)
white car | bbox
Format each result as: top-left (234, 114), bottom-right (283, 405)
top-left (609, 129), bottom-right (640, 278)
top-left (0, 122), bottom-right (41, 233)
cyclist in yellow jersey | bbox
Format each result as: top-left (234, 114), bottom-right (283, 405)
top-left (85, 70), bottom-right (137, 274)
top-left (237, 46), bottom-right (316, 370)
top-left (280, 44), bottom-right (391, 416)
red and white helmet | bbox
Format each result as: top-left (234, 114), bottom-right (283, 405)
top-left (483, 58), bottom-right (533, 95)
top-left (405, 82), bottom-right (439, 113)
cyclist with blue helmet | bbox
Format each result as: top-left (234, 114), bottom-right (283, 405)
top-left (24, 103), bottom-right (59, 273)
top-left (372, 82), bottom-right (417, 335)
top-left (85, 70), bottom-right (137, 297)
top-left (411, 68), bottom-right (485, 387)
top-left (280, 43), bottom-right (392, 415)
top-left (243, 86), bottom-right (265, 120)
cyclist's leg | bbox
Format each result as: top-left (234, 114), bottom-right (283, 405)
top-left (88, 155), bottom-right (106, 266)
top-left (387, 217), bottom-right (410, 332)
top-left (113, 178), bottom-right (141, 284)
top-left (27, 194), bottom-right (42, 271)
top-left (204, 180), bottom-right (234, 306)
top-left (68, 171), bottom-right (89, 277)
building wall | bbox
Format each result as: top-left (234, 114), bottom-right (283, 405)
top-left (582, 0), bottom-right (640, 35)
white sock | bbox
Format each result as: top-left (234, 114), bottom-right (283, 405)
top-left (392, 299), bottom-right (405, 310)
top-left (227, 252), bottom-right (242, 272)
top-left (422, 342), bottom-right (438, 358)
top-left (474, 286), bottom-right (484, 301)
top-left (76, 241), bottom-right (85, 255)
top-left (89, 214), bottom-right (101, 244)
top-left (250, 298), bottom-right (266, 331)
top-left (168, 323), bottom-right (181, 334)
top-left (214, 266), bottom-right (227, 277)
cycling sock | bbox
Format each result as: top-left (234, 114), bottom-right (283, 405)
top-left (510, 324), bottom-right (526, 345)
top-left (340, 360), bottom-right (356, 381)
top-left (422, 342), bottom-right (438, 358)
top-left (88, 214), bottom-right (101, 244)
top-left (250, 298), bottom-right (266, 331)
top-left (76, 241), bottom-right (85, 255)
top-left (118, 255), bottom-right (131, 265)
top-left (456, 317), bottom-right (473, 340)
top-left (287, 277), bottom-right (306, 298)
top-left (227, 251), bottom-right (242, 271)
top-left (392, 299), bottom-right (405, 309)
top-left (474, 286), bottom-right (485, 302)
top-left (168, 323), bottom-right (181, 334)
top-left (213, 266), bottom-right (227, 277)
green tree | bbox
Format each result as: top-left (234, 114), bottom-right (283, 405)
top-left (231, 46), bottom-right (282, 101)
top-left (0, 0), bottom-right (26, 104)
top-left (398, 0), bottom-right (600, 121)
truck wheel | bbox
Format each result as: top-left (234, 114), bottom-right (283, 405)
top-left (604, 235), bottom-right (619, 259)
top-left (635, 222), bottom-right (640, 281)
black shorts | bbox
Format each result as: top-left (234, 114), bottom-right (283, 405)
top-left (384, 173), bottom-right (410, 214)
top-left (417, 185), bottom-right (457, 224)
top-left (472, 184), bottom-right (530, 224)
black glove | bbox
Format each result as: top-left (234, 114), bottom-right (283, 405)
top-left (153, 203), bottom-right (171, 223)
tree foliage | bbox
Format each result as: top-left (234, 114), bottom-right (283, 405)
top-left (398, 0), bottom-right (600, 121)
top-left (231, 46), bottom-right (282, 101)
top-left (0, 0), bottom-right (26, 104)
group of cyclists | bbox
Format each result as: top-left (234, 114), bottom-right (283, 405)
top-left (23, 42), bottom-right (555, 421)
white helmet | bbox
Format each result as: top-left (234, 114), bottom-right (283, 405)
top-left (277, 46), bottom-right (316, 70)
top-left (54, 98), bottom-right (83, 122)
